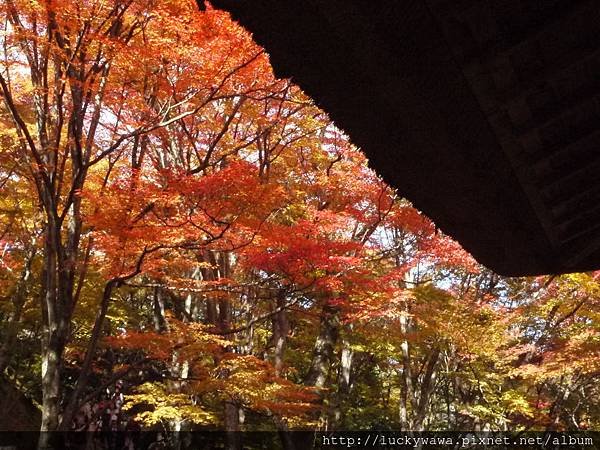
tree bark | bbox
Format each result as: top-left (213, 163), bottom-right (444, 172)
top-left (328, 327), bottom-right (354, 429)
top-left (153, 286), bottom-right (169, 333)
top-left (268, 290), bottom-right (290, 376)
top-left (399, 313), bottom-right (415, 430)
top-left (413, 347), bottom-right (440, 431)
top-left (304, 303), bottom-right (340, 389)
top-left (224, 401), bottom-right (241, 450)
top-left (39, 220), bottom-right (71, 437)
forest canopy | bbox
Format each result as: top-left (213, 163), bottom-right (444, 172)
top-left (0, 0), bottom-right (599, 448)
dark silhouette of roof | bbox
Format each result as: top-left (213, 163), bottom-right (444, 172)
top-left (207, 0), bottom-right (600, 276)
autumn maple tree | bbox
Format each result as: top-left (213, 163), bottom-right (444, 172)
top-left (1, 0), bottom-right (599, 448)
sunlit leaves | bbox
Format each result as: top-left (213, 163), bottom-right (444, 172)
top-left (1, 0), bottom-right (599, 436)
top-left (124, 382), bottom-right (218, 426)
top-left (108, 319), bottom-right (318, 427)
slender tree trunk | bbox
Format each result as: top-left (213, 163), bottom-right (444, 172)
top-left (328, 326), bottom-right (354, 429)
top-left (224, 401), bottom-right (241, 450)
top-left (304, 303), bottom-right (340, 389)
top-left (40, 341), bottom-right (62, 432)
top-left (269, 290), bottom-right (289, 376)
top-left (39, 289), bottom-right (71, 446)
top-left (413, 347), bottom-right (440, 431)
top-left (39, 222), bottom-right (71, 436)
top-left (217, 251), bottom-right (232, 332)
top-left (304, 302), bottom-right (340, 431)
top-left (399, 312), bottom-right (415, 430)
top-left (201, 252), bottom-right (218, 324)
top-left (339, 334), bottom-right (354, 394)
top-left (265, 290), bottom-right (296, 448)
top-left (547, 376), bottom-right (573, 431)
top-left (219, 252), bottom-right (242, 450)
top-left (199, 251), bottom-right (241, 449)
top-left (153, 286), bottom-right (168, 333)
top-left (39, 256), bottom-right (71, 448)
top-left (275, 416), bottom-right (299, 450)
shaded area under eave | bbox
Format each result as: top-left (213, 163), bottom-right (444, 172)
top-left (206, 0), bottom-right (600, 277)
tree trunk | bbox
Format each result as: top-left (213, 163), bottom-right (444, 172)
top-left (153, 286), bottom-right (168, 333)
top-left (328, 327), bottom-right (354, 429)
top-left (39, 223), bottom-right (71, 438)
top-left (275, 417), bottom-right (299, 450)
top-left (413, 347), bottom-right (440, 431)
top-left (547, 376), bottom-right (573, 431)
top-left (224, 401), bottom-right (241, 450)
top-left (269, 291), bottom-right (289, 376)
top-left (40, 343), bottom-right (62, 431)
top-left (201, 251), bottom-right (219, 324)
top-left (217, 251), bottom-right (232, 332)
top-left (304, 303), bottom-right (340, 389)
top-left (399, 313), bottom-right (415, 430)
